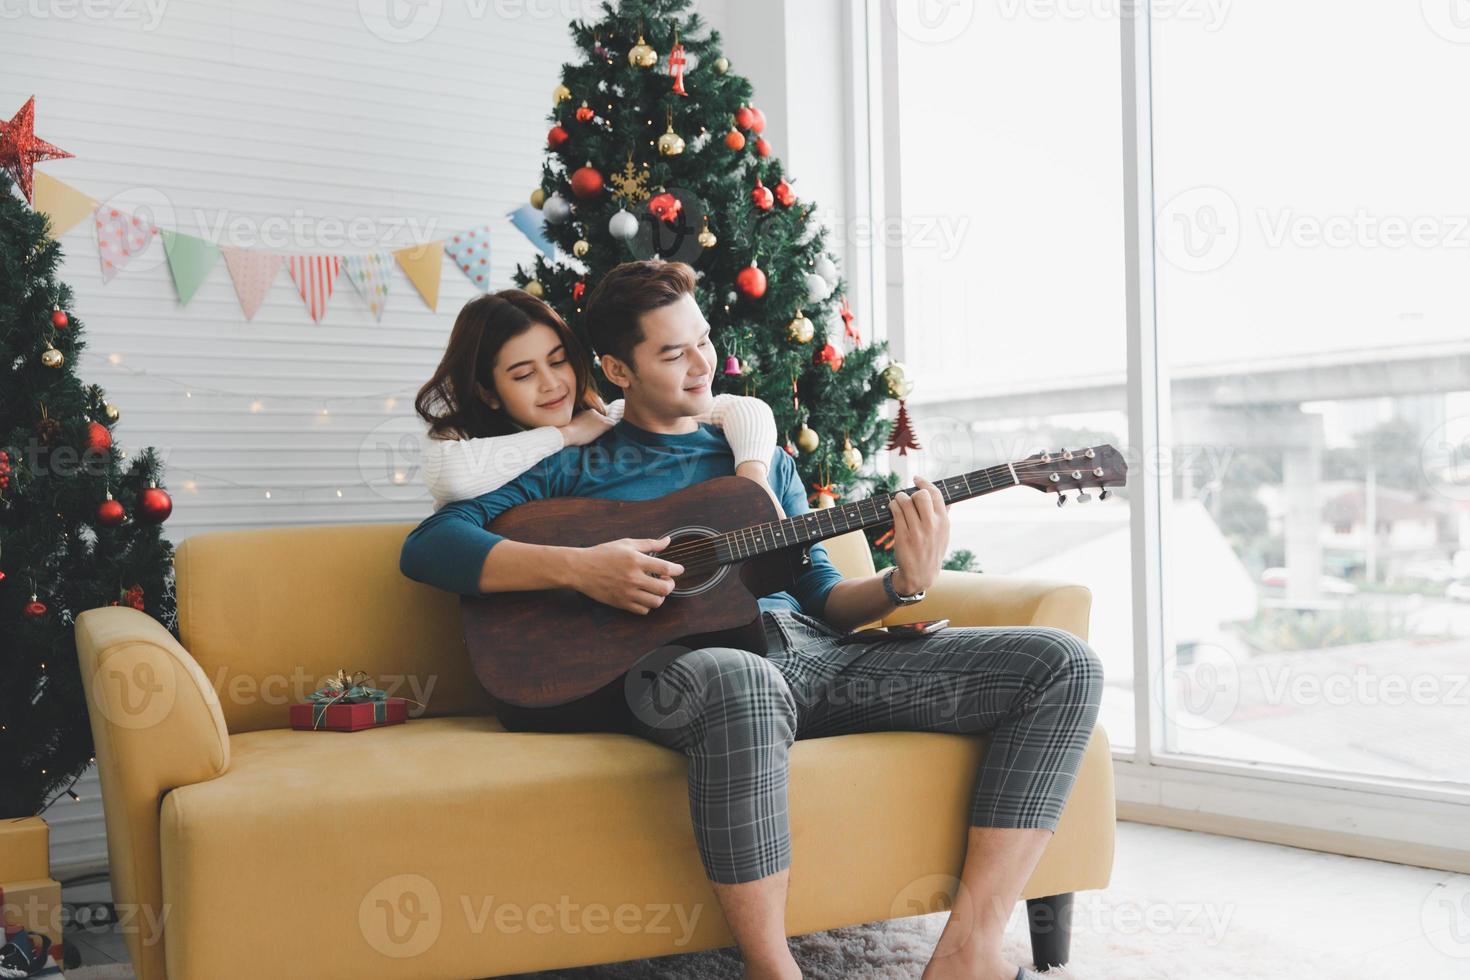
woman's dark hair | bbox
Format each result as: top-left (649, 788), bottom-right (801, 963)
top-left (414, 289), bottom-right (603, 440)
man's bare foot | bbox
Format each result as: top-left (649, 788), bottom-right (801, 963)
top-left (743, 948), bottom-right (801, 980)
top-left (921, 951), bottom-right (1018, 980)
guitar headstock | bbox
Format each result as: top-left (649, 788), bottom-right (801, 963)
top-left (1014, 444), bottom-right (1128, 507)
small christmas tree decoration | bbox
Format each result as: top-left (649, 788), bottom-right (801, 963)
top-left (657, 116), bottom-right (685, 157)
top-left (24, 595), bottom-right (47, 619)
top-left (735, 260), bottom-right (767, 299)
top-left (51, 306), bottom-right (68, 328)
top-left (839, 293), bottom-right (860, 344)
top-left (754, 137), bottom-right (771, 157)
top-left (609, 207), bottom-right (639, 239)
top-left (572, 280), bottom-right (586, 301)
top-left (805, 271), bottom-right (831, 302)
top-left (104, 402), bottom-right (120, 422)
top-left (722, 354), bottom-right (742, 376)
top-left (0, 97), bottom-right (73, 203)
top-left (697, 215), bottom-right (717, 248)
top-left (97, 492), bottom-right (125, 527)
top-left (883, 360), bottom-right (914, 398)
top-left (784, 440), bottom-right (798, 456)
top-left (572, 238), bottom-right (590, 258)
top-left (713, 55), bottom-right (729, 74)
top-left (553, 82), bottom-right (572, 104)
top-left (547, 125), bottom-right (570, 149)
top-left (749, 106), bottom-right (767, 133)
top-left (570, 164), bottom-right (604, 199)
top-left (628, 33), bottom-right (658, 67)
top-left (648, 191), bottom-right (682, 223)
top-left (530, 187), bottom-right (547, 208)
top-left (885, 400), bottom-right (922, 456)
top-left (774, 178), bottom-right (795, 208)
top-left (785, 310), bottom-right (814, 344)
top-left (668, 36), bottom-right (689, 96)
top-left (137, 483), bottom-right (172, 524)
top-left (814, 254), bottom-right (838, 285)
top-left (609, 155), bottom-right (651, 203)
top-left (842, 437), bottom-right (863, 471)
top-left (735, 105), bottom-right (756, 130)
top-left (751, 178), bottom-right (773, 211)
top-left (575, 100), bottom-right (595, 123)
top-left (86, 421), bottom-right (111, 452)
top-left (525, 279), bottom-right (544, 297)
top-left (34, 408), bottom-right (61, 446)
top-left (41, 341), bottom-right (64, 368)
top-left (796, 424), bottom-right (820, 453)
top-left (542, 193), bottom-right (572, 223)
top-left (724, 127), bottom-right (745, 151)
top-left (814, 342), bottom-right (843, 372)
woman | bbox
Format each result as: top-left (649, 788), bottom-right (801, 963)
top-left (414, 289), bottom-right (777, 509)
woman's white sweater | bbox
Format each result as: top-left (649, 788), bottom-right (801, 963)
top-left (421, 393), bottom-right (778, 510)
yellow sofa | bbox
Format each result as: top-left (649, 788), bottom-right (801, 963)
top-left (74, 522), bottom-right (1114, 980)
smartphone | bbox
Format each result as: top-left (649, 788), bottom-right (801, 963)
top-left (839, 618), bottom-right (951, 644)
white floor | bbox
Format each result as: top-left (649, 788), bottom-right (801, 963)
top-left (63, 822), bottom-right (1470, 978)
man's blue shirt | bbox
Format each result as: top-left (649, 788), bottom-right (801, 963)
top-left (398, 418), bottom-right (844, 619)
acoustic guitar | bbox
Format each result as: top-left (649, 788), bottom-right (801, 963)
top-left (461, 444), bottom-right (1127, 708)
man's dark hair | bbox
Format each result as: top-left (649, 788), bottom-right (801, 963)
top-left (584, 259), bottom-right (697, 368)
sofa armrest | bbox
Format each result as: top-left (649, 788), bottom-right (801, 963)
top-left (880, 570), bottom-right (1093, 640)
top-left (75, 606), bottom-right (230, 980)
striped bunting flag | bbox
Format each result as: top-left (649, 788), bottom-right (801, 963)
top-left (288, 255), bottom-right (341, 323)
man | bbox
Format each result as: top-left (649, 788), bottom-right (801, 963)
top-left (399, 260), bottom-right (1103, 980)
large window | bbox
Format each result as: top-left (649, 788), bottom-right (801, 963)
top-left (1152, 3), bottom-right (1470, 786)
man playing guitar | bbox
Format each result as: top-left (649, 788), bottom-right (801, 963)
top-left (399, 259), bottom-right (1102, 980)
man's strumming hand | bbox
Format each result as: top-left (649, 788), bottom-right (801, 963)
top-left (565, 536), bottom-right (685, 615)
top-left (888, 475), bottom-right (950, 596)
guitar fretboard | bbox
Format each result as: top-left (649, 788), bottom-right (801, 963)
top-left (712, 460), bottom-right (1022, 565)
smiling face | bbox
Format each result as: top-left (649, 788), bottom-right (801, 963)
top-left (484, 322), bottom-right (580, 428)
top-left (599, 292), bottom-right (716, 423)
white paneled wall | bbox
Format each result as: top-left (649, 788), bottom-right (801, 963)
top-left (5, 0), bottom-right (733, 876)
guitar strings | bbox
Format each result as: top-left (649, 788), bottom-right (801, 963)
top-left (651, 454), bottom-right (1110, 573)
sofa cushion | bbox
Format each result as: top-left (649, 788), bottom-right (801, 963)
top-left (157, 715), bottom-right (1113, 979)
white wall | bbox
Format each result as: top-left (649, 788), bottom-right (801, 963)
top-left (7, 0), bottom-right (863, 879)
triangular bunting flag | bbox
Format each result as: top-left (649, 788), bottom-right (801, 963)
top-left (507, 204), bottom-right (554, 258)
top-left (32, 171), bottom-right (96, 238)
top-left (161, 230), bottom-right (221, 306)
top-left (221, 247), bottom-right (282, 321)
top-left (394, 241), bottom-right (443, 310)
top-left (341, 253), bottom-right (393, 320)
top-left (444, 225), bottom-right (492, 292)
top-left (288, 255), bottom-right (341, 323)
top-left (94, 205), bottom-right (158, 282)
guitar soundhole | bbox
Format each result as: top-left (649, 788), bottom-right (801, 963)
top-left (664, 525), bottom-right (727, 597)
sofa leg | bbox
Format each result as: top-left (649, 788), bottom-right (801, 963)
top-left (1025, 892), bottom-right (1073, 970)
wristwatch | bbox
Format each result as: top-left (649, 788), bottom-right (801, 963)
top-left (882, 567), bottom-right (926, 606)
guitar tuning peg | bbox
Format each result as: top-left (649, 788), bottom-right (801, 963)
top-left (1056, 493), bottom-right (1068, 508)
top-left (1077, 490), bottom-right (1092, 502)
top-left (1100, 488), bottom-right (1111, 500)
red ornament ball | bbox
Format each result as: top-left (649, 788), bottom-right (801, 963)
top-left (750, 107), bottom-right (767, 133)
top-left (774, 178), bottom-right (795, 207)
top-left (575, 102), bottom-right (595, 123)
top-left (24, 598), bottom-right (47, 619)
top-left (724, 128), bottom-right (745, 151)
top-left (648, 191), bottom-right (682, 224)
top-left (572, 280), bottom-right (586, 301)
top-left (814, 343), bottom-right (845, 372)
top-left (754, 138), bottom-right (771, 158)
top-left (734, 106), bottom-right (756, 130)
top-left (735, 263), bottom-right (767, 299)
top-left (97, 497), bottom-right (125, 526)
top-left (51, 308), bottom-right (68, 329)
top-left (570, 165), bottom-right (604, 200)
top-left (751, 179), bottom-right (773, 211)
top-left (86, 421), bottom-right (112, 452)
top-left (138, 486), bottom-right (172, 524)
top-left (547, 125), bottom-right (570, 150)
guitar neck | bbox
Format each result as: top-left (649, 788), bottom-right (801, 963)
top-left (713, 460), bottom-right (1022, 565)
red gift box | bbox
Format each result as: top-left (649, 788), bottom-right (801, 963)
top-left (290, 697), bottom-right (408, 732)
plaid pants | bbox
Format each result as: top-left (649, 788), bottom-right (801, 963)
top-left (618, 609), bottom-right (1105, 885)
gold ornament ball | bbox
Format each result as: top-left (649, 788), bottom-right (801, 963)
top-left (713, 56), bottom-right (729, 74)
top-left (525, 280), bottom-right (544, 297)
top-left (698, 227), bottom-right (718, 249)
top-left (786, 311), bottom-right (814, 344)
top-left (41, 346), bottom-right (64, 369)
top-left (657, 129), bottom-right (686, 157)
top-left (530, 187), bottom-right (546, 209)
top-left (628, 35), bottom-right (658, 68)
top-left (796, 425), bottom-right (820, 454)
top-left (842, 442), bottom-right (863, 470)
top-left (104, 403), bottom-right (120, 422)
top-left (883, 361), bottom-right (914, 398)
top-left (553, 83), bottom-right (572, 104)
top-left (573, 239), bottom-right (590, 258)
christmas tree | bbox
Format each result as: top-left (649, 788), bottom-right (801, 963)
top-left (1, 170), bottom-right (176, 818)
top-left (513, 0), bottom-right (915, 565)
